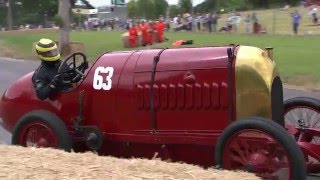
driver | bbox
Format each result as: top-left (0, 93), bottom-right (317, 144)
top-left (32, 38), bottom-right (74, 100)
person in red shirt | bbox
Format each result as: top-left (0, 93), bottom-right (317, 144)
top-left (156, 20), bottom-right (165, 42)
top-left (128, 23), bottom-right (138, 48)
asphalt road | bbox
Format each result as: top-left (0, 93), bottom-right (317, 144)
top-left (0, 57), bottom-right (319, 179)
top-left (0, 57), bottom-right (39, 144)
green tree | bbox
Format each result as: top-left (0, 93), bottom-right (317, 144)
top-left (178, 0), bottom-right (192, 14)
top-left (127, 0), bottom-right (137, 18)
top-left (136, 0), bottom-right (155, 19)
top-left (168, 5), bottom-right (180, 18)
top-left (18, 0), bottom-right (58, 27)
top-left (153, 0), bottom-right (168, 18)
top-left (0, 5), bottom-right (6, 28)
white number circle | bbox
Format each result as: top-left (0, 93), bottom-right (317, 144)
top-left (93, 66), bottom-right (114, 90)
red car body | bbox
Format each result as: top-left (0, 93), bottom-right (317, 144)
top-left (0, 45), bottom-right (281, 167)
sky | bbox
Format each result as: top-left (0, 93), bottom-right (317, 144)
top-left (87, 0), bottom-right (205, 8)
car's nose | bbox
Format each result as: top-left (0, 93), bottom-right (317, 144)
top-left (234, 46), bottom-right (278, 120)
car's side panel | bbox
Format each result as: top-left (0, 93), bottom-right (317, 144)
top-left (134, 69), bottom-right (229, 131)
top-left (135, 47), bottom-right (229, 72)
top-left (79, 52), bottom-right (135, 132)
top-left (133, 47), bottom-right (230, 133)
top-left (110, 51), bottom-right (147, 132)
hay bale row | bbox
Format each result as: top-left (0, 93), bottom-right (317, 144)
top-left (0, 145), bottom-right (260, 180)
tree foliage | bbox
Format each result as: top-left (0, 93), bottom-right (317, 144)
top-left (178, 0), bottom-right (192, 14)
top-left (153, 0), bottom-right (168, 18)
top-left (131, 0), bottom-right (168, 19)
top-left (127, 0), bottom-right (137, 18)
top-left (0, 0), bottom-right (95, 28)
top-left (168, 5), bottom-right (180, 18)
top-left (136, 0), bottom-right (154, 19)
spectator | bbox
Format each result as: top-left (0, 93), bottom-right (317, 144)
top-left (231, 12), bottom-right (241, 32)
top-left (252, 12), bottom-right (259, 33)
top-left (192, 15), bottom-right (198, 31)
top-left (201, 15), bottom-right (208, 32)
top-left (291, 10), bottom-right (302, 35)
top-left (208, 13), bottom-right (213, 32)
top-left (212, 12), bottom-right (218, 32)
top-left (173, 15), bottom-right (179, 31)
top-left (244, 14), bottom-right (251, 33)
top-left (309, 7), bottom-right (318, 24)
top-left (165, 17), bottom-right (171, 32)
top-left (219, 15), bottom-right (233, 32)
top-left (197, 14), bottom-right (201, 31)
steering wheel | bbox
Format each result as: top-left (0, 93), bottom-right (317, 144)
top-left (57, 52), bottom-right (89, 84)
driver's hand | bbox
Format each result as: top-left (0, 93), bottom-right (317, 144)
top-left (79, 61), bottom-right (89, 71)
top-left (49, 74), bottom-right (63, 88)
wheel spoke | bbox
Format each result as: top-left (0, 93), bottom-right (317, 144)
top-left (223, 129), bottom-right (291, 179)
top-left (20, 122), bottom-right (57, 148)
top-left (26, 128), bottom-right (39, 147)
top-left (229, 140), bottom-right (250, 164)
top-left (285, 106), bottom-right (320, 132)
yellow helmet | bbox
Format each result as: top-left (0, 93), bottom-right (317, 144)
top-left (35, 38), bottom-right (61, 61)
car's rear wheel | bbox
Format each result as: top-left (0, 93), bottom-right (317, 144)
top-left (11, 110), bottom-right (72, 152)
top-left (215, 118), bottom-right (307, 180)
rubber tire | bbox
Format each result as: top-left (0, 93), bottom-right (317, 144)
top-left (284, 97), bottom-right (320, 114)
top-left (11, 110), bottom-right (72, 152)
top-left (215, 117), bottom-right (307, 180)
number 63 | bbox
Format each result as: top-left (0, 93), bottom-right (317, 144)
top-left (93, 66), bottom-right (114, 90)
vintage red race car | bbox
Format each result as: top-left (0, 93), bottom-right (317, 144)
top-left (0, 45), bottom-right (319, 179)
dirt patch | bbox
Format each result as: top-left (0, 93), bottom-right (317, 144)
top-left (0, 145), bottom-right (260, 180)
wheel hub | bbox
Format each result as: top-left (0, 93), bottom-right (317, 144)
top-left (37, 138), bottom-right (49, 147)
top-left (243, 163), bottom-right (254, 172)
top-left (248, 152), bottom-right (268, 164)
top-left (244, 151), bottom-right (269, 172)
top-left (20, 122), bottom-right (58, 148)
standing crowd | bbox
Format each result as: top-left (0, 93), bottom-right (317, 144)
top-left (170, 12), bottom-right (263, 34)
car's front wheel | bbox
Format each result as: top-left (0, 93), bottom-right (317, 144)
top-left (215, 117), bottom-right (307, 180)
top-left (11, 110), bottom-right (72, 152)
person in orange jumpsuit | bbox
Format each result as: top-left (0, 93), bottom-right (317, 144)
top-left (156, 20), bottom-right (165, 42)
top-left (136, 22), bottom-right (141, 31)
top-left (148, 21), bottom-right (155, 45)
top-left (128, 23), bottom-right (138, 48)
top-left (139, 21), bottom-right (149, 46)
